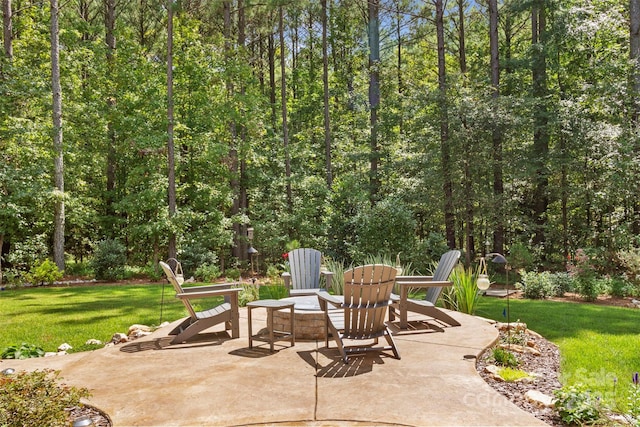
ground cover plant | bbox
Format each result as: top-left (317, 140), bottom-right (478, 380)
top-left (476, 297), bottom-right (640, 413)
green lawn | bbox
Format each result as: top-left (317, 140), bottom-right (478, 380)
top-left (0, 284), bottom-right (204, 352)
top-left (477, 297), bottom-right (640, 410)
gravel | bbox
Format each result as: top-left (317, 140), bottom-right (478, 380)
top-left (476, 326), bottom-right (563, 426)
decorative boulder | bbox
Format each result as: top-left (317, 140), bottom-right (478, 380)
top-left (111, 332), bottom-right (128, 343)
top-left (57, 343), bottom-right (72, 352)
top-left (85, 339), bottom-right (103, 345)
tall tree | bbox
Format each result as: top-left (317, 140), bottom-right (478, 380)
top-left (322, 0), bottom-right (332, 188)
top-left (436, 0), bottom-right (455, 249)
top-left (489, 0), bottom-right (504, 256)
top-left (368, 0), bottom-right (380, 204)
top-left (2, 0), bottom-right (12, 61)
top-left (630, 0), bottom-right (640, 234)
top-left (531, 0), bottom-right (549, 253)
top-left (51, 0), bottom-right (65, 270)
top-left (280, 5), bottom-right (292, 211)
top-left (105, 0), bottom-right (117, 225)
top-left (167, 0), bottom-right (177, 260)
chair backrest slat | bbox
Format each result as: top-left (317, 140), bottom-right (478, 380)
top-left (424, 250), bottom-right (461, 303)
top-left (288, 248), bottom-right (322, 290)
top-left (160, 261), bottom-right (197, 319)
top-left (343, 264), bottom-right (396, 337)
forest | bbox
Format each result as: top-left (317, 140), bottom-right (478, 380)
top-left (1, 0), bottom-right (640, 282)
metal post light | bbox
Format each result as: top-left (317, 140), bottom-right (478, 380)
top-left (482, 253), bottom-right (510, 346)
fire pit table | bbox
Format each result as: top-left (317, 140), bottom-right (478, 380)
top-left (271, 294), bottom-right (331, 341)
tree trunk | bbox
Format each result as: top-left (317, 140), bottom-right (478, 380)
top-left (630, 0), bottom-right (640, 234)
top-left (268, 30), bottom-right (277, 132)
top-left (105, 0), bottom-right (117, 223)
top-left (279, 5), bottom-right (292, 211)
top-left (322, 0), bottom-right (333, 188)
top-left (167, 0), bottom-right (177, 260)
top-left (2, 0), bottom-right (12, 61)
top-left (51, 0), bottom-right (65, 270)
top-left (531, 0), bottom-right (549, 253)
top-left (489, 0), bottom-right (504, 256)
top-left (458, 0), bottom-right (474, 265)
top-left (368, 0), bottom-right (380, 204)
top-left (436, 0), bottom-right (455, 249)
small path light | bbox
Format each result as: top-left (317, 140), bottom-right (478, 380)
top-left (72, 415), bottom-right (95, 427)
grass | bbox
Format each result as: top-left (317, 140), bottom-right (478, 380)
top-left (476, 297), bottom-right (640, 409)
top-left (0, 283), bottom-right (207, 352)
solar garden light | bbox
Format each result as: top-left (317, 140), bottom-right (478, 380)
top-left (72, 415), bottom-right (95, 427)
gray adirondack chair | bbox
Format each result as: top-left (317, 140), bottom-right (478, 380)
top-left (159, 261), bottom-right (241, 344)
top-left (317, 264), bottom-right (400, 364)
top-left (389, 250), bottom-right (462, 328)
top-left (282, 248), bottom-right (333, 296)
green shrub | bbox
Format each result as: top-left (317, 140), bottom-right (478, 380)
top-left (549, 272), bottom-right (573, 296)
top-left (0, 369), bottom-right (91, 427)
top-left (25, 259), bottom-right (63, 286)
top-left (508, 242), bottom-right (536, 271)
top-left (322, 257), bottom-right (348, 295)
top-left (568, 249), bottom-right (600, 301)
top-left (603, 275), bottom-right (634, 298)
top-left (554, 384), bottom-right (603, 425)
top-left (225, 268), bottom-right (241, 281)
top-left (194, 263), bottom-right (221, 282)
top-left (442, 266), bottom-right (481, 314)
top-left (498, 367), bottom-right (531, 382)
top-left (490, 347), bottom-right (519, 368)
top-left (179, 243), bottom-right (219, 278)
top-left (515, 271), bottom-right (557, 299)
top-left (237, 283), bottom-right (258, 306)
top-left (259, 284), bottom-right (288, 300)
top-left (91, 239), bottom-right (127, 281)
top-left (2, 343), bottom-right (45, 359)
top-left (266, 265), bottom-right (281, 281)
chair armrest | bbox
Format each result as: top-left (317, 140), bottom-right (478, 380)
top-left (180, 283), bottom-right (237, 293)
top-left (282, 272), bottom-right (291, 289)
top-left (317, 292), bottom-right (342, 310)
top-left (320, 270), bottom-right (333, 291)
top-left (176, 287), bottom-right (241, 300)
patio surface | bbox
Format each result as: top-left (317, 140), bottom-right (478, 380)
top-left (4, 308), bottom-right (548, 426)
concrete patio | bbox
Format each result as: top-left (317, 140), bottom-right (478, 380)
top-left (3, 307), bottom-right (548, 426)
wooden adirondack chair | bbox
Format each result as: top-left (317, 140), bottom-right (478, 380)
top-left (159, 261), bottom-right (241, 344)
top-left (282, 248), bottom-right (333, 296)
top-left (389, 250), bottom-right (462, 328)
top-left (317, 264), bottom-right (400, 364)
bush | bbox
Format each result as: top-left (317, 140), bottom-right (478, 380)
top-left (490, 347), bottom-right (519, 368)
top-left (91, 239), bottom-right (127, 281)
top-left (24, 259), bottom-right (63, 286)
top-left (194, 263), bottom-right (221, 282)
top-left (515, 271), bottom-right (557, 299)
top-left (549, 272), bottom-right (573, 296)
top-left (568, 249), bottom-right (600, 301)
top-left (2, 342), bottom-right (45, 359)
top-left (237, 283), bottom-right (258, 306)
top-left (603, 275), bottom-right (634, 298)
top-left (179, 243), bottom-right (219, 278)
top-left (442, 266), bottom-right (480, 315)
top-left (225, 268), bottom-right (241, 281)
top-left (554, 384), bottom-right (603, 425)
top-left (0, 369), bottom-right (91, 427)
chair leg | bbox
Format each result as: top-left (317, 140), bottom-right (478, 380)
top-left (383, 329), bottom-right (401, 360)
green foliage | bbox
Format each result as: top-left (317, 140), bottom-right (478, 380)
top-left (24, 259), bottom-right (63, 286)
top-left (258, 284), bottom-right (288, 300)
top-left (601, 275), bottom-right (634, 298)
top-left (237, 283), bottom-right (258, 307)
top-left (515, 271), bottom-right (557, 299)
top-left (553, 385), bottom-right (603, 425)
top-left (5, 234), bottom-right (49, 272)
top-left (490, 347), bottom-right (519, 368)
top-left (2, 342), bottom-right (45, 359)
top-left (498, 367), bottom-right (531, 382)
top-left (548, 272), bottom-right (574, 297)
top-left (194, 264), bottom-right (221, 282)
top-left (508, 242), bottom-right (536, 271)
top-left (0, 369), bottom-right (91, 427)
top-left (568, 249), bottom-right (600, 301)
top-left (225, 268), bottom-right (241, 281)
top-left (627, 375), bottom-right (640, 425)
top-left (442, 266), bottom-right (481, 315)
top-left (91, 239), bottom-right (127, 281)
top-left (351, 197), bottom-right (416, 262)
top-left (322, 257), bottom-right (348, 295)
top-left (179, 243), bottom-right (219, 279)
top-left (266, 265), bottom-right (281, 281)
top-left (618, 248), bottom-right (640, 296)
top-left (410, 233), bottom-right (449, 274)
